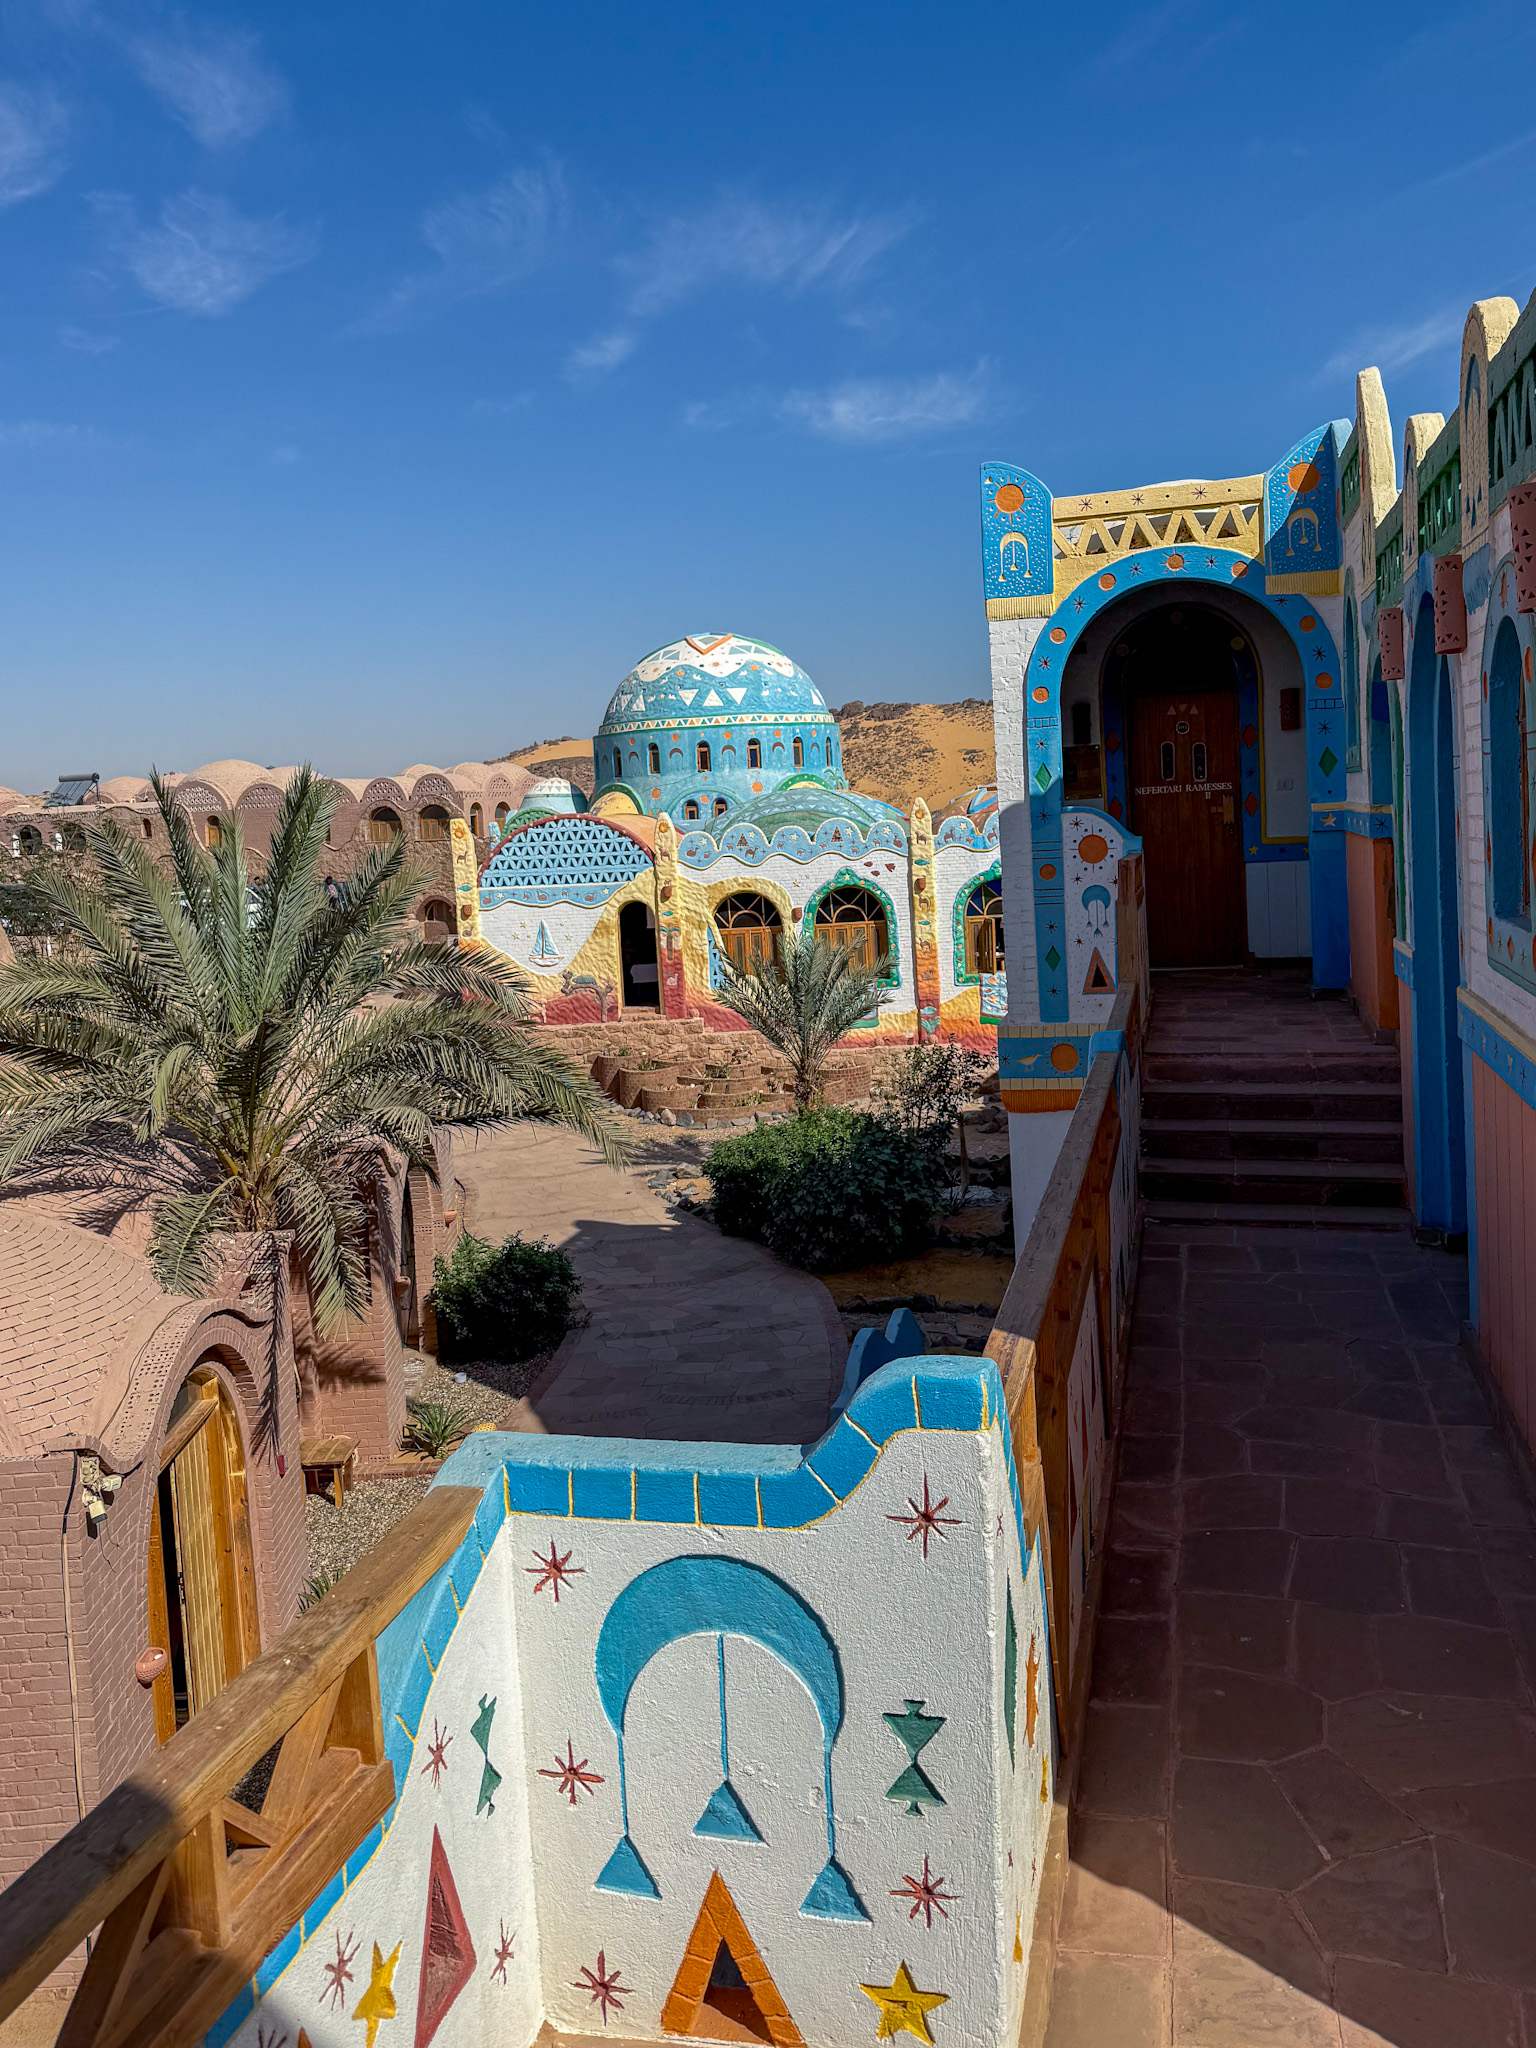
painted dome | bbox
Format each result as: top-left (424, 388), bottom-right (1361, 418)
top-left (721, 781), bottom-right (905, 840)
top-left (520, 777), bottom-right (588, 815)
top-left (599, 634), bottom-right (831, 732)
top-left (592, 632), bottom-right (847, 821)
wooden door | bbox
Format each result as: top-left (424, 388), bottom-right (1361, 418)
top-left (1128, 689), bottom-right (1245, 967)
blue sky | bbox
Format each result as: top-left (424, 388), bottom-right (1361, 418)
top-left (0, 0), bottom-right (1533, 790)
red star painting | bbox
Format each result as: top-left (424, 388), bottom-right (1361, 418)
top-left (491, 1922), bottom-right (516, 1984)
top-left (422, 1718), bottom-right (452, 1789)
top-left (887, 1476), bottom-right (961, 1559)
top-left (527, 1542), bottom-right (584, 1601)
top-left (890, 1856), bottom-right (959, 1929)
top-left (575, 1952), bottom-right (631, 2025)
top-left (320, 1928), bottom-right (359, 2011)
top-left (538, 1739), bottom-right (605, 1806)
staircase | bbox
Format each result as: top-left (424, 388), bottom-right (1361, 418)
top-left (1138, 968), bottom-right (1410, 1227)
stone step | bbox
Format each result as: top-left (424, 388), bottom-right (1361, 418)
top-left (1143, 1080), bottom-right (1403, 1122)
top-left (1139, 1156), bottom-right (1407, 1208)
top-left (1142, 1198), bottom-right (1413, 1230)
top-left (1140, 1118), bottom-right (1405, 1164)
top-left (1145, 1053), bottom-right (1400, 1084)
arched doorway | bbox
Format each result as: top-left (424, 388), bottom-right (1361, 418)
top-left (619, 899), bottom-right (660, 1008)
top-left (714, 892), bottom-right (783, 971)
top-left (1406, 594), bottom-right (1467, 1232)
top-left (146, 1365), bottom-right (260, 1740)
top-left (812, 885), bottom-right (889, 969)
top-left (1101, 604), bottom-right (1247, 967)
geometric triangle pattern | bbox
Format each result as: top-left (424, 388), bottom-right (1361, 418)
top-left (661, 1872), bottom-right (805, 2045)
top-left (694, 1777), bottom-right (764, 1842)
top-left (414, 1827), bottom-right (477, 2048)
top-left (1082, 947), bottom-right (1115, 995)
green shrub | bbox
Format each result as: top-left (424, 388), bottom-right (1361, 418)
top-left (706, 1109), bottom-right (945, 1271)
top-left (427, 1231), bottom-right (582, 1365)
top-left (401, 1398), bottom-right (478, 1459)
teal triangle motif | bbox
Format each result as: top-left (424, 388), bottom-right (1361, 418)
top-left (594, 1834), bottom-right (661, 1899)
top-left (799, 1857), bottom-right (870, 1922)
top-left (694, 1778), bottom-right (763, 1841)
top-left (885, 1760), bottom-right (945, 1815)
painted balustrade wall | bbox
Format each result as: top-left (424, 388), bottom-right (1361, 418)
top-left (210, 1364), bottom-right (1060, 2048)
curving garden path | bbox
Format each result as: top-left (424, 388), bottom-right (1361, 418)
top-left (455, 1123), bottom-right (846, 1445)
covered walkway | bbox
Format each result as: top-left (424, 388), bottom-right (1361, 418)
top-left (1046, 1220), bottom-right (1536, 2046)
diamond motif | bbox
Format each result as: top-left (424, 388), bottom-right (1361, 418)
top-left (1045, 946), bottom-right (1062, 970)
top-left (1033, 763), bottom-right (1052, 792)
top-left (1241, 724), bottom-right (1258, 748)
top-left (1243, 792), bottom-right (1259, 816)
top-left (1319, 747), bottom-right (1338, 776)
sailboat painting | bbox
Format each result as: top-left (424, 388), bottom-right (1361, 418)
top-left (530, 922), bottom-right (563, 969)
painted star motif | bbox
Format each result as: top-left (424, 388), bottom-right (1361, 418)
top-left (492, 1922), bottom-right (516, 1984)
top-left (538, 1739), bottom-right (605, 1806)
top-left (1194, 485), bottom-right (1208, 498)
top-left (257, 2028), bottom-right (288, 2048)
top-left (322, 1929), bottom-right (360, 2011)
top-left (422, 1718), bottom-right (451, 1789)
top-left (860, 1962), bottom-right (949, 2043)
top-left (527, 1542), bottom-right (584, 1601)
top-left (352, 1942), bottom-right (401, 2048)
top-left (575, 1952), bottom-right (631, 2025)
top-left (888, 1477), bottom-right (961, 1559)
top-left (890, 1856), bottom-right (959, 1929)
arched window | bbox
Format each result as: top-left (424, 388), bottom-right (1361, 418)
top-left (963, 877), bottom-right (1005, 974)
top-left (418, 805), bottom-right (451, 842)
top-left (747, 737), bottom-right (762, 769)
top-left (469, 804), bottom-right (483, 836)
top-left (1367, 663), bottom-right (1393, 808)
top-left (370, 807), bottom-right (402, 843)
top-left (419, 898), bottom-right (456, 935)
top-left (813, 885), bottom-right (889, 971)
top-left (792, 737), bottom-right (805, 768)
top-left (494, 803), bottom-right (509, 827)
top-left (614, 750), bottom-right (624, 781)
top-left (683, 800), bottom-right (700, 821)
top-left (1489, 618), bottom-right (1530, 924)
top-left (1343, 596), bottom-right (1361, 772)
top-left (205, 817), bottom-right (222, 849)
top-left (714, 892), bottom-right (784, 970)
top-left (18, 825), bottom-right (41, 854)
top-left (648, 742), bottom-right (661, 775)
top-left (142, 818), bottom-right (153, 839)
top-left (697, 741), bottom-right (712, 773)
top-left (712, 796), bottom-right (728, 819)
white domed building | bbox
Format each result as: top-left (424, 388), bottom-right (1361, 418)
top-left (467, 634), bottom-right (1003, 1045)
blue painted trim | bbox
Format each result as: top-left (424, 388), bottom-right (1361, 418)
top-left (1458, 991), bottom-right (1536, 1115)
top-left (1088, 1028), bottom-right (1126, 1056)
top-left (1314, 804), bottom-right (1394, 840)
top-left (997, 1029), bottom-right (1089, 1087)
top-left (1394, 940), bottom-right (1414, 988)
top-left (833, 1307), bottom-right (926, 1417)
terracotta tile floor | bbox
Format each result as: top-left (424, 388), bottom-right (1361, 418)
top-left (1046, 1222), bottom-right (1536, 2048)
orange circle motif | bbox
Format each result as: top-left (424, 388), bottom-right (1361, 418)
top-left (1077, 833), bottom-right (1109, 864)
top-left (1299, 614), bottom-right (1317, 631)
top-left (1166, 552), bottom-right (1185, 572)
top-left (1098, 571), bottom-right (1116, 590)
top-left (751, 781), bottom-right (763, 793)
top-left (1049, 626), bottom-right (1067, 644)
top-left (994, 482), bottom-right (1026, 514)
top-left (1231, 561), bottom-right (1249, 578)
top-left (1049, 1044), bottom-right (1079, 1073)
top-left (1032, 685), bottom-right (1050, 702)
top-left (1039, 863), bottom-right (1057, 880)
top-left (1288, 461), bottom-right (1322, 494)
top-left (1315, 672), bottom-right (1334, 690)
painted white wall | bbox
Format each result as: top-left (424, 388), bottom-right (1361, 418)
top-left (1245, 861), bottom-right (1312, 958)
top-left (1007, 1109), bottom-right (1072, 1246)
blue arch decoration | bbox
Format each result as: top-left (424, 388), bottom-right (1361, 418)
top-left (1019, 546), bottom-right (1348, 1004)
top-left (591, 1556), bottom-right (869, 1922)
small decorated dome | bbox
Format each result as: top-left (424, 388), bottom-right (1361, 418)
top-left (599, 634), bottom-right (830, 732)
top-left (520, 777), bottom-right (587, 815)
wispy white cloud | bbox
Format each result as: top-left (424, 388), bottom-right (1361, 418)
top-left (566, 327), bottom-right (636, 381)
top-left (473, 393), bottom-right (535, 417)
top-left (365, 162), bottom-right (571, 329)
top-left (0, 419), bottom-right (90, 447)
top-left (0, 82), bottom-right (68, 206)
top-left (59, 323), bottom-right (118, 353)
top-left (778, 368), bottom-right (988, 443)
top-left (621, 196), bottom-right (911, 319)
top-left (125, 22), bottom-right (286, 148)
top-left (1320, 308), bottom-right (1464, 384)
top-left (97, 189), bottom-right (317, 315)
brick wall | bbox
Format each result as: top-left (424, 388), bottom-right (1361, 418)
top-left (0, 1461), bottom-right (79, 1896)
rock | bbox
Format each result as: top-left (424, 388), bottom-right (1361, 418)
top-left (660, 1108), bottom-right (677, 1125)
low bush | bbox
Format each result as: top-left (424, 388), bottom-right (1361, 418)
top-left (706, 1109), bottom-right (946, 1271)
top-left (401, 1398), bottom-right (478, 1459)
top-left (427, 1230), bottom-right (582, 1364)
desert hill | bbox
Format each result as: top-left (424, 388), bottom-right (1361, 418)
top-left (830, 699), bottom-right (994, 817)
top-left (490, 701), bottom-right (995, 817)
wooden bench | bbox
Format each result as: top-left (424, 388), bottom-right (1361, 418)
top-left (299, 1435), bottom-right (358, 1508)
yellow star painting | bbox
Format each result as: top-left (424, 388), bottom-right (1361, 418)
top-left (352, 1940), bottom-right (401, 2048)
top-left (859, 1962), bottom-right (949, 2043)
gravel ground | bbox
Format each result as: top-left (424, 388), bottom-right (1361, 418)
top-left (304, 1475), bottom-right (434, 1593)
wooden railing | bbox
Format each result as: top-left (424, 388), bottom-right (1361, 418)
top-left (0, 1487), bottom-right (479, 2048)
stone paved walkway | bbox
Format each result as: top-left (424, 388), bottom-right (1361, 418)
top-left (1046, 1222), bottom-right (1536, 2048)
top-left (456, 1124), bottom-right (844, 1443)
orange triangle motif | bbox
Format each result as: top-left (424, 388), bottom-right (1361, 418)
top-left (661, 1872), bottom-right (805, 2046)
top-left (1083, 948), bottom-right (1115, 995)
top-left (414, 1826), bottom-right (477, 2048)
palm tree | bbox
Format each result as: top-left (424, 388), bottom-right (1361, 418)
top-left (0, 769), bottom-right (626, 1425)
top-left (714, 923), bottom-right (889, 1111)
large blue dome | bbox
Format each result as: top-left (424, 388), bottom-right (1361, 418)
top-left (592, 632), bottom-right (847, 823)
